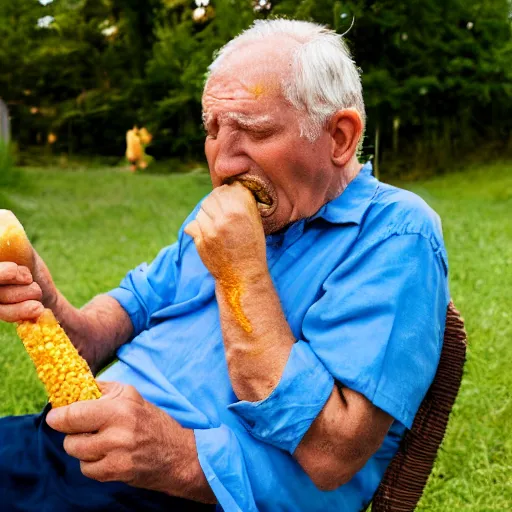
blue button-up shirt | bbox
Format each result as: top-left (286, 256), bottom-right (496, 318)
top-left (103, 162), bottom-right (449, 511)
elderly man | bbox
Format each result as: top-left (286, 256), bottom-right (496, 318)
top-left (0, 19), bottom-right (449, 512)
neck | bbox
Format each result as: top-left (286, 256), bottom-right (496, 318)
top-left (326, 157), bottom-right (363, 202)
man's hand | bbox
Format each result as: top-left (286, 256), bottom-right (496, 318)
top-left (185, 182), bottom-right (295, 401)
top-left (0, 246), bottom-right (62, 323)
top-left (184, 182), bottom-right (267, 283)
top-left (46, 381), bottom-right (215, 503)
top-left (0, 262), bottom-right (44, 322)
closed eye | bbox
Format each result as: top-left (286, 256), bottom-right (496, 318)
top-left (246, 127), bottom-right (275, 140)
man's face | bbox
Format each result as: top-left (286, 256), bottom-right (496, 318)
top-left (202, 42), bottom-right (338, 234)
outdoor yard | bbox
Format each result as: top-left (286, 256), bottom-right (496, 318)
top-left (0, 162), bottom-right (510, 511)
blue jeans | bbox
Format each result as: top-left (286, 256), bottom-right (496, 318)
top-left (0, 405), bottom-right (215, 511)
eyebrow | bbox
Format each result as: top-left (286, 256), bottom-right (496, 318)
top-left (226, 112), bottom-right (273, 129)
top-left (202, 111), bottom-right (274, 131)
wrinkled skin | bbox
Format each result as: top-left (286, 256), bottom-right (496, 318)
top-left (201, 39), bottom-right (359, 237)
top-left (194, 38), bottom-right (362, 283)
top-left (1, 34), bottom-right (373, 498)
top-left (185, 38), bottom-right (392, 494)
top-left (185, 182), bottom-right (266, 284)
top-left (46, 381), bottom-right (211, 500)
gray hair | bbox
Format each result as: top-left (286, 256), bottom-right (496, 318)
top-left (207, 18), bottom-right (366, 142)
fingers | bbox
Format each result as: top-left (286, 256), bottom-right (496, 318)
top-left (196, 209), bottom-right (215, 234)
top-left (218, 184), bottom-right (258, 218)
top-left (80, 459), bottom-right (121, 483)
top-left (46, 383), bottom-right (144, 434)
top-left (0, 282), bottom-right (43, 304)
top-left (185, 211), bottom-right (217, 253)
top-left (0, 268), bottom-right (43, 322)
top-left (46, 400), bottom-right (110, 434)
top-left (97, 380), bottom-right (125, 399)
top-left (0, 263), bottom-right (33, 285)
top-left (0, 300), bottom-right (44, 322)
top-left (63, 433), bottom-right (106, 463)
top-left (204, 189), bottom-right (225, 214)
top-left (199, 200), bottom-right (216, 220)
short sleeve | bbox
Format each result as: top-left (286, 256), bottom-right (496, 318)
top-left (107, 242), bottom-right (181, 337)
top-left (106, 202), bottom-right (205, 337)
top-left (302, 233), bottom-right (449, 428)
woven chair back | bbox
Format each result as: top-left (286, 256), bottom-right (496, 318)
top-left (371, 301), bottom-right (467, 512)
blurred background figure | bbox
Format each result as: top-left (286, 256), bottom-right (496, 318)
top-left (138, 127), bottom-right (152, 147)
top-left (126, 126), bottom-right (142, 172)
top-left (126, 126), bottom-right (153, 172)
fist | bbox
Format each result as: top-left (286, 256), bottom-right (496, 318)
top-left (184, 182), bottom-right (267, 283)
top-left (0, 211), bottom-right (60, 323)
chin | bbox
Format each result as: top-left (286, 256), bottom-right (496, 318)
top-left (262, 216), bottom-right (288, 236)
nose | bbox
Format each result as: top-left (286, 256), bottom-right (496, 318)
top-left (209, 129), bottom-right (251, 183)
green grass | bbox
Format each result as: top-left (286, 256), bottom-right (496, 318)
top-left (1, 162), bottom-right (511, 510)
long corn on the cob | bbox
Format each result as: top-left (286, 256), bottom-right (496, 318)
top-left (17, 310), bottom-right (102, 408)
top-left (0, 209), bottom-right (102, 407)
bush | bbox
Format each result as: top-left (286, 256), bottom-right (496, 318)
top-left (0, 141), bottom-right (23, 210)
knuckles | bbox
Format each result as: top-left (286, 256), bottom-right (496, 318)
top-left (114, 400), bottom-right (138, 424)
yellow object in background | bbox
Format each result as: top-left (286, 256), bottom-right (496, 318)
top-left (138, 127), bottom-right (152, 145)
top-left (126, 127), bottom-right (143, 163)
top-left (125, 126), bottom-right (153, 171)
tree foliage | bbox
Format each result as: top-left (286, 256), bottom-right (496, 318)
top-left (0, 0), bottom-right (510, 173)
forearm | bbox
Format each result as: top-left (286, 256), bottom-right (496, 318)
top-left (216, 269), bottom-right (392, 490)
top-left (216, 268), bottom-right (295, 401)
top-left (293, 385), bottom-right (372, 490)
top-left (51, 291), bottom-right (133, 375)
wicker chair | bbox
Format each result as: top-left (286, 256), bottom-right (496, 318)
top-left (371, 301), bottom-right (468, 512)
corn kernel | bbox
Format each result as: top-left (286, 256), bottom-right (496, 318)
top-left (16, 309), bottom-right (102, 408)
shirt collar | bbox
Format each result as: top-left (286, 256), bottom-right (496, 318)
top-left (307, 161), bottom-right (378, 226)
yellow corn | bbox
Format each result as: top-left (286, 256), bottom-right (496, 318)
top-left (0, 210), bottom-right (100, 407)
top-left (16, 309), bottom-right (101, 408)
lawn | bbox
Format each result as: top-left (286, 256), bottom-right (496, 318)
top-left (1, 162), bottom-right (511, 510)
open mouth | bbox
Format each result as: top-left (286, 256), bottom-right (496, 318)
top-left (234, 177), bottom-right (277, 217)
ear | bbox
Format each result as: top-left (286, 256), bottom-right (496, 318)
top-left (328, 109), bottom-right (363, 167)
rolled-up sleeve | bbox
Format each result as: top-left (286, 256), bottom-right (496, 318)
top-left (228, 232), bottom-right (448, 458)
top-left (228, 340), bottom-right (334, 454)
top-left (194, 422), bottom-right (347, 512)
